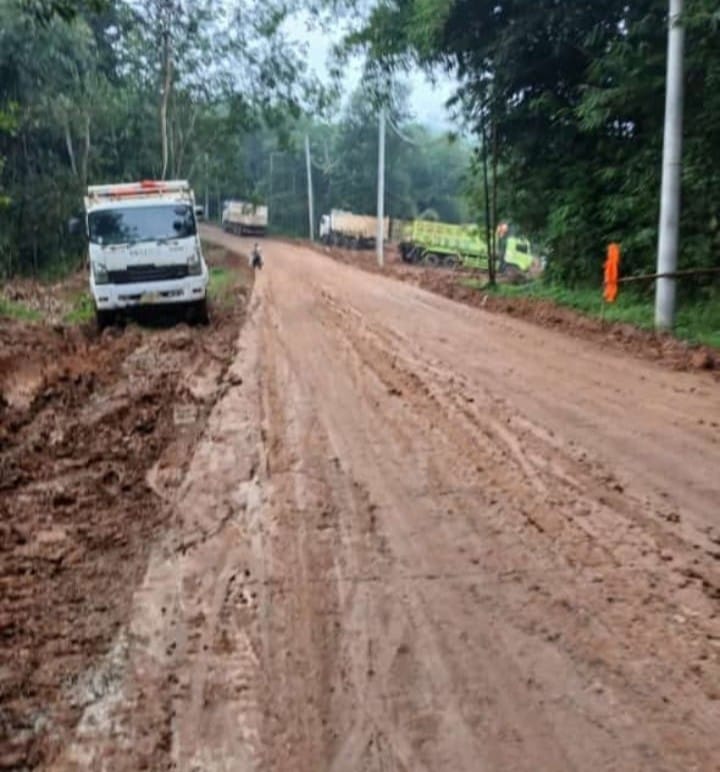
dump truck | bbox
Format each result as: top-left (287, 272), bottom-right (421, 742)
top-left (74, 179), bottom-right (209, 329)
top-left (499, 233), bottom-right (534, 272)
top-left (222, 201), bottom-right (268, 236)
top-left (399, 219), bottom-right (534, 272)
top-left (399, 220), bottom-right (487, 268)
top-left (319, 210), bottom-right (389, 249)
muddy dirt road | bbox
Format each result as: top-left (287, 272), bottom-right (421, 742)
top-left (4, 231), bottom-right (720, 770)
top-left (0, 245), bottom-right (253, 769)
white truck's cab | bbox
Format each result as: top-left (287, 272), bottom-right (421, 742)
top-left (83, 180), bottom-right (209, 328)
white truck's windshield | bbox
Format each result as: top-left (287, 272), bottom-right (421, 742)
top-left (88, 204), bottom-right (196, 245)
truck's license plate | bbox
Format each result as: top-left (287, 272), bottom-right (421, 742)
top-left (140, 292), bottom-right (159, 304)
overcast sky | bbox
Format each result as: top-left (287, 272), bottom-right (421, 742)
top-left (285, 12), bottom-right (458, 130)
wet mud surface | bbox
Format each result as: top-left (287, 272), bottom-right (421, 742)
top-left (2, 229), bottom-right (719, 770)
top-left (0, 247), bottom-right (252, 768)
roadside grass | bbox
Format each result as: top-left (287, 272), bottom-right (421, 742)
top-left (38, 257), bottom-right (83, 283)
top-left (0, 297), bottom-right (42, 322)
top-left (207, 265), bottom-right (236, 308)
top-left (63, 292), bottom-right (95, 325)
top-left (461, 278), bottom-right (720, 349)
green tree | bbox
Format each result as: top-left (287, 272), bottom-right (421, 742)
top-left (0, 0), bottom-right (320, 275)
top-left (352, 0), bottom-right (720, 287)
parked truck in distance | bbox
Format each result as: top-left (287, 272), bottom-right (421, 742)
top-left (222, 200), bottom-right (268, 236)
top-left (76, 179), bottom-right (209, 330)
top-left (319, 210), bottom-right (389, 249)
top-left (399, 219), bottom-right (534, 273)
top-left (318, 205), bottom-right (536, 272)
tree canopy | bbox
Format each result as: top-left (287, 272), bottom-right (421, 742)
top-left (0, 0), bottom-right (471, 275)
top-left (4, 0), bottom-right (717, 292)
top-left (353, 0), bottom-right (720, 285)
top-left (0, 0), bottom-right (318, 275)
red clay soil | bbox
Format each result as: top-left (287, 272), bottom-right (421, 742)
top-left (0, 252), bottom-right (252, 768)
top-left (4, 229), bottom-right (718, 770)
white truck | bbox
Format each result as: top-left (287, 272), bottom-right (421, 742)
top-left (319, 209), bottom-right (389, 249)
top-left (77, 180), bottom-right (209, 329)
top-left (222, 201), bottom-right (268, 236)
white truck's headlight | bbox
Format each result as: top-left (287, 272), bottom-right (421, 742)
top-left (188, 249), bottom-right (203, 276)
top-left (93, 261), bottom-right (109, 284)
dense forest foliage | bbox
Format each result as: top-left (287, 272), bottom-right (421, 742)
top-left (257, 92), bottom-right (472, 236)
top-left (2, 0), bottom-right (718, 295)
top-left (0, 0), bottom-right (470, 276)
top-left (353, 0), bottom-right (720, 285)
top-left (0, 0), bottom-right (311, 274)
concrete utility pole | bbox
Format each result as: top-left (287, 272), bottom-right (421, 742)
top-left (376, 106), bottom-right (386, 268)
top-left (305, 135), bottom-right (315, 241)
top-left (655, 0), bottom-right (685, 330)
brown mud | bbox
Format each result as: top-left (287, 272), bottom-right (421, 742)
top-left (2, 228), bottom-right (719, 770)
top-left (0, 246), bottom-right (252, 768)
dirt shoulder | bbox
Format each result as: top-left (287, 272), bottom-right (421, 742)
top-left (0, 245), bottom-right (252, 768)
top-left (278, 234), bottom-right (718, 376)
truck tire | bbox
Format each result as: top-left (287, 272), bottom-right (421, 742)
top-left (425, 252), bottom-right (441, 267)
top-left (191, 298), bottom-right (209, 325)
top-left (95, 308), bottom-right (115, 331)
top-left (443, 254), bottom-right (460, 269)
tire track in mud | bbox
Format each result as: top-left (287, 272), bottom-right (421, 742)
top-left (255, 276), bottom-right (578, 770)
top-left (323, 288), bottom-right (720, 597)
top-left (294, 280), bottom-right (720, 771)
top-left (253, 279), bottom-right (436, 771)
top-left (93, 229), bottom-right (719, 772)
top-left (309, 296), bottom-right (595, 770)
top-left (255, 278), bottom-right (396, 771)
top-left (34, 259), bottom-right (260, 771)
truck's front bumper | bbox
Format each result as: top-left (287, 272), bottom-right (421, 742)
top-left (92, 273), bottom-right (208, 310)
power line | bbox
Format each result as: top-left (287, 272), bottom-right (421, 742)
top-left (386, 114), bottom-right (452, 149)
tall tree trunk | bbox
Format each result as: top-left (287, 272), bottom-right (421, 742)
top-left (172, 122), bottom-right (180, 178)
top-left (159, 26), bottom-right (173, 180)
top-left (169, 115), bottom-right (176, 178)
top-left (80, 114), bottom-right (91, 189)
top-left (174, 105), bottom-right (198, 178)
top-left (64, 121), bottom-right (78, 178)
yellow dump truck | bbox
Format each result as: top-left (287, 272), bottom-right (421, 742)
top-left (399, 220), bottom-right (534, 272)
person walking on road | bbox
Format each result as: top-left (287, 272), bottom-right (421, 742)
top-left (251, 242), bottom-right (263, 270)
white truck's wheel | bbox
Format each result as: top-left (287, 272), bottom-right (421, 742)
top-left (95, 308), bottom-right (115, 331)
